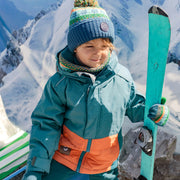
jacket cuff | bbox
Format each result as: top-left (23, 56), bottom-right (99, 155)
top-left (27, 157), bottom-right (51, 173)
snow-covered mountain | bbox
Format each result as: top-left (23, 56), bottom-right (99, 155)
top-left (0, 1), bottom-right (64, 84)
top-left (9, 0), bottom-right (61, 16)
top-left (0, 0), bottom-right (33, 52)
top-left (0, 0), bottom-right (65, 52)
top-left (0, 0), bottom-right (180, 154)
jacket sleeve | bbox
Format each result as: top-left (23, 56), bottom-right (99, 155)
top-left (26, 76), bottom-right (66, 174)
top-left (125, 81), bottom-right (145, 123)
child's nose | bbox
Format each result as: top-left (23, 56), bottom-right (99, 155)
top-left (94, 48), bottom-right (102, 55)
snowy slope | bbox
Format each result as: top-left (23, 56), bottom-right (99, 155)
top-left (0, 0), bottom-right (32, 31)
top-left (0, 0), bottom-right (180, 153)
top-left (0, 0), bottom-right (64, 52)
top-left (0, 0), bottom-right (73, 130)
top-left (9, 0), bottom-right (61, 16)
top-left (0, 0), bottom-right (32, 51)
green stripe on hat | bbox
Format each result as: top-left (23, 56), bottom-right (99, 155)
top-left (70, 13), bottom-right (110, 25)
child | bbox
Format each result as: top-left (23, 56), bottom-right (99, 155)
top-left (23, 0), bottom-right (169, 180)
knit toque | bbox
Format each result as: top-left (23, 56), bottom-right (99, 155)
top-left (67, 0), bottom-right (115, 52)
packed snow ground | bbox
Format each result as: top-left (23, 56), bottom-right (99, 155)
top-left (0, 0), bottom-right (180, 153)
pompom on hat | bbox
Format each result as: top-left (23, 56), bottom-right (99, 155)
top-left (67, 0), bottom-right (115, 52)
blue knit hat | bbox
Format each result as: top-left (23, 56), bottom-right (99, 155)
top-left (67, 0), bottom-right (115, 52)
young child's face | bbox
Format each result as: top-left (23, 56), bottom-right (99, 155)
top-left (74, 38), bottom-right (110, 68)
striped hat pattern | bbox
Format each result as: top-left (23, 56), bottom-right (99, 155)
top-left (67, 0), bottom-right (115, 52)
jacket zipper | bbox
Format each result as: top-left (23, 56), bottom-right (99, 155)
top-left (76, 85), bottom-right (91, 173)
top-left (76, 139), bottom-right (92, 172)
top-left (83, 85), bottom-right (91, 136)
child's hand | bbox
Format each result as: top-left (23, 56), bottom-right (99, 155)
top-left (148, 98), bottom-right (169, 126)
top-left (26, 175), bottom-right (38, 180)
top-left (23, 171), bottom-right (42, 180)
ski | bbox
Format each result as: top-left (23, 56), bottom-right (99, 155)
top-left (135, 6), bottom-right (171, 180)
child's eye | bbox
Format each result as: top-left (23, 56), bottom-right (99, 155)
top-left (102, 45), bottom-right (109, 48)
top-left (86, 46), bottom-right (94, 48)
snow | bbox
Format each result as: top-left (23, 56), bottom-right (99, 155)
top-left (0, 0), bottom-right (180, 154)
top-left (0, 0), bottom-right (32, 51)
top-left (9, 0), bottom-right (61, 16)
top-left (0, 95), bottom-right (20, 147)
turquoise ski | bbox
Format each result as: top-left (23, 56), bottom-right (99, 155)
top-left (137, 6), bottom-right (171, 180)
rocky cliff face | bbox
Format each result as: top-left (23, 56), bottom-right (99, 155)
top-left (118, 127), bottom-right (179, 180)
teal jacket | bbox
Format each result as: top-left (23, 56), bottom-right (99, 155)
top-left (26, 47), bottom-right (145, 175)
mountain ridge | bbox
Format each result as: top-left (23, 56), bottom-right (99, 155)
top-left (0, 0), bottom-right (32, 51)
